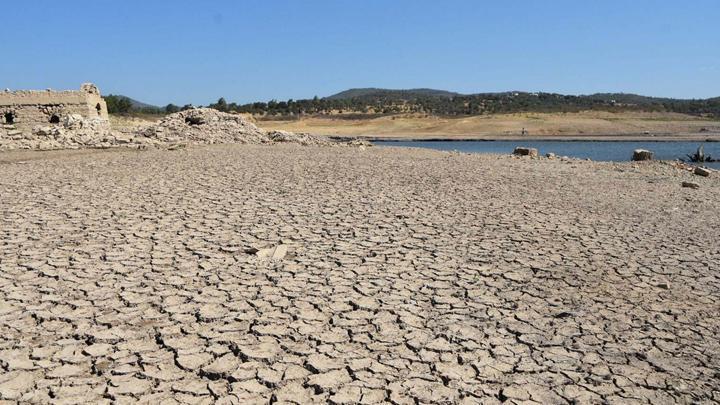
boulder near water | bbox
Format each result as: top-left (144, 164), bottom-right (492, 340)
top-left (694, 167), bottom-right (711, 177)
top-left (513, 147), bottom-right (539, 157)
top-left (632, 149), bottom-right (654, 161)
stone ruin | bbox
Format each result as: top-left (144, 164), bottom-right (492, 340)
top-left (1, 83), bottom-right (108, 130)
top-left (0, 83), bottom-right (116, 150)
top-left (0, 84), bottom-right (371, 150)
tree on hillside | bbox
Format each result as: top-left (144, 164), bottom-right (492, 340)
top-left (165, 104), bottom-right (180, 114)
top-left (104, 95), bottom-right (133, 114)
top-left (210, 98), bottom-right (228, 112)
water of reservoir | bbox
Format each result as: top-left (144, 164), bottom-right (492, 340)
top-left (375, 140), bottom-right (720, 169)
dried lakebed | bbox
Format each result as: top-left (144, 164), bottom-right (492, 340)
top-left (0, 145), bottom-right (719, 404)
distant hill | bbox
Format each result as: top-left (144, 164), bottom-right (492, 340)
top-left (581, 93), bottom-right (678, 105)
top-left (106, 88), bottom-right (720, 118)
top-left (103, 94), bottom-right (162, 114)
top-left (306, 89), bottom-right (719, 117)
top-left (326, 88), bottom-right (716, 105)
top-left (326, 88), bottom-right (461, 101)
top-left (110, 95), bottom-right (160, 110)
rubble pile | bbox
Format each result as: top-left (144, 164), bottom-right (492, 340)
top-left (267, 130), bottom-right (332, 146)
top-left (140, 109), bottom-right (334, 146)
top-left (139, 108), bottom-right (269, 144)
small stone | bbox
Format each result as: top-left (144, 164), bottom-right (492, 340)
top-left (255, 244), bottom-right (288, 260)
top-left (113, 133), bottom-right (134, 144)
top-left (694, 167), bottom-right (711, 177)
top-left (682, 181), bottom-right (700, 189)
top-left (167, 143), bottom-right (186, 151)
top-left (63, 114), bottom-right (84, 129)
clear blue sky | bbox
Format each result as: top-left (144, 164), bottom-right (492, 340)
top-left (2, 0), bottom-right (718, 106)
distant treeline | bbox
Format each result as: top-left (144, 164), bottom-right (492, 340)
top-left (105, 90), bottom-right (720, 118)
top-left (104, 95), bottom-right (192, 115)
top-left (225, 91), bottom-right (720, 118)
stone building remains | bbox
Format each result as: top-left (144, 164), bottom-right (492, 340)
top-left (0, 83), bottom-right (108, 131)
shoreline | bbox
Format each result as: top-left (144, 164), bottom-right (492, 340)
top-left (332, 133), bottom-right (720, 143)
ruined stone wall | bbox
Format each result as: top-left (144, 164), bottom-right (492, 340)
top-left (0, 83), bottom-right (108, 131)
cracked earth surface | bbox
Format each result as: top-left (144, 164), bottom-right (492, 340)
top-left (0, 145), bottom-right (719, 404)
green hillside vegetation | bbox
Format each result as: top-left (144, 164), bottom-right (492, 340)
top-left (103, 95), bottom-right (193, 115)
top-left (226, 89), bottom-right (720, 118)
top-left (326, 88), bottom-right (460, 100)
top-left (105, 89), bottom-right (720, 119)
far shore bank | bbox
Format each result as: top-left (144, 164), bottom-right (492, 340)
top-left (259, 110), bottom-right (720, 142)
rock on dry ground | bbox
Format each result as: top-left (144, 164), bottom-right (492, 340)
top-left (0, 145), bottom-right (718, 404)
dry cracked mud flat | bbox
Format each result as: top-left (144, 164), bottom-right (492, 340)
top-left (0, 145), bottom-right (719, 404)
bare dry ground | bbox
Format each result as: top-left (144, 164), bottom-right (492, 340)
top-left (261, 111), bottom-right (720, 140)
top-left (1, 145), bottom-right (719, 403)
